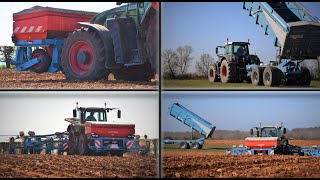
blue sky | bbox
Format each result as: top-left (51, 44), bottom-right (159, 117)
top-left (161, 2), bottom-right (320, 73)
top-left (162, 91), bottom-right (320, 132)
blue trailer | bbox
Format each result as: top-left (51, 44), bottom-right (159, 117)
top-left (163, 103), bottom-right (216, 149)
top-left (208, 2), bottom-right (320, 86)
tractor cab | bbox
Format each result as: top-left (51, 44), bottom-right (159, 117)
top-left (72, 103), bottom-right (121, 124)
top-left (250, 125), bottom-right (286, 138)
top-left (216, 41), bottom-right (250, 58)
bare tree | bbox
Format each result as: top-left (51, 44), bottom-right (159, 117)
top-left (0, 46), bottom-right (15, 68)
top-left (196, 53), bottom-right (214, 76)
top-left (176, 45), bottom-right (193, 74)
top-left (162, 49), bottom-right (178, 79)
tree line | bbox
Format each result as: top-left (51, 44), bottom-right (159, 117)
top-left (0, 46), bottom-right (15, 68)
top-left (163, 127), bottom-right (320, 140)
top-left (162, 45), bottom-right (214, 79)
top-left (162, 45), bottom-right (320, 80)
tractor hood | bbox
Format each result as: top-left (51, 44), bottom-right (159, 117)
top-left (245, 137), bottom-right (279, 149)
top-left (84, 121), bottom-right (135, 138)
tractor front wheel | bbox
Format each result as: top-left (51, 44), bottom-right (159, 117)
top-left (67, 126), bottom-right (77, 155)
top-left (61, 28), bottom-right (110, 81)
top-left (298, 67), bottom-right (311, 86)
top-left (112, 64), bottom-right (153, 81)
top-left (208, 64), bottom-right (220, 82)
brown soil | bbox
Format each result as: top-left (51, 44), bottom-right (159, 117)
top-left (0, 154), bottom-right (158, 178)
top-left (0, 69), bottom-right (158, 89)
top-left (163, 140), bottom-right (320, 178)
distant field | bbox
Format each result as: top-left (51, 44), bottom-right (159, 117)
top-left (163, 79), bottom-right (320, 89)
top-left (163, 140), bottom-right (320, 151)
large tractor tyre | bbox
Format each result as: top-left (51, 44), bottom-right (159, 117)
top-left (263, 67), bottom-right (281, 87)
top-left (67, 126), bottom-right (77, 155)
top-left (298, 67), bottom-right (311, 86)
top-left (180, 142), bottom-right (190, 149)
top-left (78, 134), bottom-right (89, 156)
top-left (220, 60), bottom-right (238, 83)
top-left (29, 49), bottom-right (51, 73)
top-left (251, 66), bottom-right (264, 86)
top-left (61, 28), bottom-right (110, 81)
top-left (112, 64), bottom-right (153, 81)
top-left (208, 64), bottom-right (220, 82)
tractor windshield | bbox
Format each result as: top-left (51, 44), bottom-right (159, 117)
top-left (233, 44), bottom-right (249, 56)
top-left (85, 110), bottom-right (106, 122)
top-left (261, 127), bottom-right (278, 137)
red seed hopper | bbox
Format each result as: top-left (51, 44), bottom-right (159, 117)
top-left (84, 121), bottom-right (135, 138)
top-left (13, 6), bottom-right (98, 41)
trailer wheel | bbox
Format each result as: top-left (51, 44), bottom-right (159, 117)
top-left (263, 67), bottom-right (281, 87)
top-left (298, 67), bottom-right (311, 86)
top-left (29, 49), bottom-right (51, 73)
top-left (192, 142), bottom-right (201, 149)
top-left (251, 66), bottom-right (264, 85)
top-left (78, 134), bottom-right (89, 156)
top-left (180, 142), bottom-right (190, 149)
top-left (208, 64), bottom-right (220, 82)
top-left (61, 28), bottom-right (110, 81)
top-left (220, 60), bottom-right (237, 83)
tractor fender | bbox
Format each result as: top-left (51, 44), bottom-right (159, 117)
top-left (140, 2), bottom-right (159, 24)
top-left (77, 22), bottom-right (116, 69)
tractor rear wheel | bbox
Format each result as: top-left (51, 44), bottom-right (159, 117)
top-left (29, 49), bottom-right (51, 73)
top-left (298, 67), bottom-right (311, 86)
top-left (208, 64), bottom-right (220, 82)
top-left (263, 67), bottom-right (281, 87)
top-left (78, 134), bottom-right (89, 156)
top-left (68, 126), bottom-right (77, 155)
top-left (61, 28), bottom-right (110, 81)
top-left (251, 66), bottom-right (264, 85)
top-left (220, 60), bottom-right (237, 83)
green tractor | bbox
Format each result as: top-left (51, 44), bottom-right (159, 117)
top-left (208, 40), bottom-right (261, 83)
top-left (61, 2), bottom-right (159, 81)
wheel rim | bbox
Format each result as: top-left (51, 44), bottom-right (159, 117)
top-left (31, 52), bottom-right (45, 70)
top-left (265, 70), bottom-right (271, 84)
top-left (68, 41), bottom-right (94, 75)
top-left (222, 64), bottom-right (227, 77)
top-left (209, 68), bottom-right (214, 78)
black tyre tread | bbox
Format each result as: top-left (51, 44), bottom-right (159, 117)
top-left (251, 66), bottom-right (264, 86)
top-left (61, 28), bottom-right (108, 81)
top-left (299, 67), bottom-right (311, 86)
top-left (29, 49), bottom-right (51, 73)
top-left (78, 134), bottom-right (89, 156)
top-left (220, 60), bottom-right (238, 83)
top-left (113, 64), bottom-right (153, 81)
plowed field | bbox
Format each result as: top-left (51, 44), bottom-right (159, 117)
top-left (163, 140), bottom-right (320, 178)
top-left (0, 154), bottom-right (158, 178)
top-left (0, 69), bottom-right (158, 89)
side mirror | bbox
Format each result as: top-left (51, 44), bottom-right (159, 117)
top-left (256, 131), bottom-right (259, 137)
top-left (250, 129), bottom-right (253, 135)
top-left (283, 128), bottom-right (286, 134)
top-left (117, 110), bottom-right (121, 119)
top-left (215, 47), bottom-right (218, 54)
top-left (73, 109), bottom-right (77, 117)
